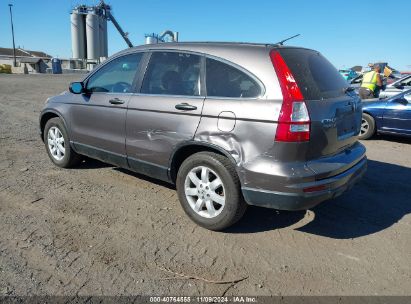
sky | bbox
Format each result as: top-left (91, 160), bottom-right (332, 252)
top-left (0, 0), bottom-right (410, 71)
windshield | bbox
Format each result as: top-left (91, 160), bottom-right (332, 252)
top-left (392, 75), bottom-right (411, 86)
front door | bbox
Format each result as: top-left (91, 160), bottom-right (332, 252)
top-left (70, 52), bottom-right (143, 167)
top-left (382, 92), bottom-right (411, 135)
top-left (126, 51), bottom-right (204, 180)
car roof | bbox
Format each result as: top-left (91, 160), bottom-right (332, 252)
top-left (136, 41), bottom-right (272, 48)
top-left (116, 42), bottom-right (315, 56)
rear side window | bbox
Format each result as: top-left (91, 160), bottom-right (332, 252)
top-left (278, 48), bottom-right (348, 100)
top-left (206, 58), bottom-right (261, 98)
top-left (86, 53), bottom-right (142, 93)
top-left (141, 52), bottom-right (201, 96)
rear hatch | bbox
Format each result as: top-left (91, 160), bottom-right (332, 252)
top-left (277, 47), bottom-right (362, 159)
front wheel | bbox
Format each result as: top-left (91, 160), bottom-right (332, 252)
top-left (359, 113), bottom-right (376, 140)
top-left (44, 117), bottom-right (82, 168)
top-left (176, 152), bottom-right (247, 231)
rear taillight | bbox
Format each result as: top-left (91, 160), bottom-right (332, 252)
top-left (303, 184), bottom-right (328, 193)
top-left (270, 50), bottom-right (310, 142)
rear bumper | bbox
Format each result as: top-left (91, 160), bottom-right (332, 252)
top-left (242, 156), bottom-right (367, 210)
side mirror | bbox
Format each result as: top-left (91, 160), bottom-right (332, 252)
top-left (393, 83), bottom-right (404, 89)
top-left (69, 82), bottom-right (85, 94)
top-left (394, 97), bottom-right (408, 105)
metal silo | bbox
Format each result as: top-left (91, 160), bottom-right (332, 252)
top-left (99, 15), bottom-right (108, 58)
top-left (86, 10), bottom-right (100, 61)
top-left (70, 10), bottom-right (86, 59)
top-left (145, 34), bottom-right (158, 44)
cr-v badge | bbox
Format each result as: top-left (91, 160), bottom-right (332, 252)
top-left (321, 117), bottom-right (337, 129)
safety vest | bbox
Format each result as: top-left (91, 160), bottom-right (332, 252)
top-left (361, 71), bottom-right (378, 92)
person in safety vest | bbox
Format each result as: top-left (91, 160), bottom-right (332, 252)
top-left (359, 64), bottom-right (382, 99)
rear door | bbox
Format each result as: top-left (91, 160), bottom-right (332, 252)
top-left (126, 51), bottom-right (204, 180)
top-left (70, 52), bottom-right (143, 167)
top-left (278, 48), bottom-right (362, 160)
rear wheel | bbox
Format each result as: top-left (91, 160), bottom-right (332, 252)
top-left (176, 152), bottom-right (247, 231)
top-left (44, 117), bottom-right (82, 168)
top-left (359, 113), bottom-right (375, 140)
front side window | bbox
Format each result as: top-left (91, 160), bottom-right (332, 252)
top-left (141, 52), bottom-right (201, 96)
top-left (206, 58), bottom-right (261, 98)
top-left (400, 76), bottom-right (411, 87)
top-left (86, 53), bottom-right (142, 93)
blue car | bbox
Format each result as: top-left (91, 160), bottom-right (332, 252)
top-left (360, 89), bottom-right (411, 139)
top-left (339, 69), bottom-right (357, 81)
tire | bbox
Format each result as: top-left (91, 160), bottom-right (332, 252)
top-left (176, 152), bottom-right (247, 231)
top-left (359, 113), bottom-right (376, 140)
top-left (44, 117), bottom-right (82, 168)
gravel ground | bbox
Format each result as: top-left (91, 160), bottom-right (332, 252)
top-left (0, 74), bottom-right (410, 296)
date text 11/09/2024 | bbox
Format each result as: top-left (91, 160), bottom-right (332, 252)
top-left (149, 296), bottom-right (257, 303)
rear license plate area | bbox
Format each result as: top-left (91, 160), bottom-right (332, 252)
top-left (336, 107), bottom-right (357, 140)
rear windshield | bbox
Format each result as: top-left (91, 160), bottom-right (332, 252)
top-left (278, 48), bottom-right (348, 100)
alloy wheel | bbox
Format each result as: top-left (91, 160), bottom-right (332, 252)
top-left (47, 126), bottom-right (65, 161)
top-left (360, 118), bottom-right (369, 136)
top-left (184, 166), bottom-right (225, 218)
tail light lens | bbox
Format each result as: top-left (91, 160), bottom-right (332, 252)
top-left (303, 184), bottom-right (328, 193)
top-left (270, 50), bottom-right (310, 142)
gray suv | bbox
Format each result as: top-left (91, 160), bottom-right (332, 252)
top-left (40, 42), bottom-right (367, 230)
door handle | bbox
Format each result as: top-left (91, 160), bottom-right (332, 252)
top-left (175, 103), bottom-right (197, 111)
top-left (109, 98), bottom-right (125, 105)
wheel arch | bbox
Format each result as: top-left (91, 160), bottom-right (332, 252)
top-left (362, 110), bottom-right (375, 118)
top-left (169, 141), bottom-right (238, 183)
top-left (39, 110), bottom-right (70, 142)
top-left (362, 110), bottom-right (379, 131)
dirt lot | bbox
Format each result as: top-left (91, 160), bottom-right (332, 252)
top-left (0, 74), bottom-right (410, 296)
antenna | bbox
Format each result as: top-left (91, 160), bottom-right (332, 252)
top-left (275, 34), bottom-right (300, 46)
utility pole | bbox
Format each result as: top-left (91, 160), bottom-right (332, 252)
top-left (8, 4), bottom-right (17, 67)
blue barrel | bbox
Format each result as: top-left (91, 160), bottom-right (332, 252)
top-left (51, 58), bottom-right (62, 74)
